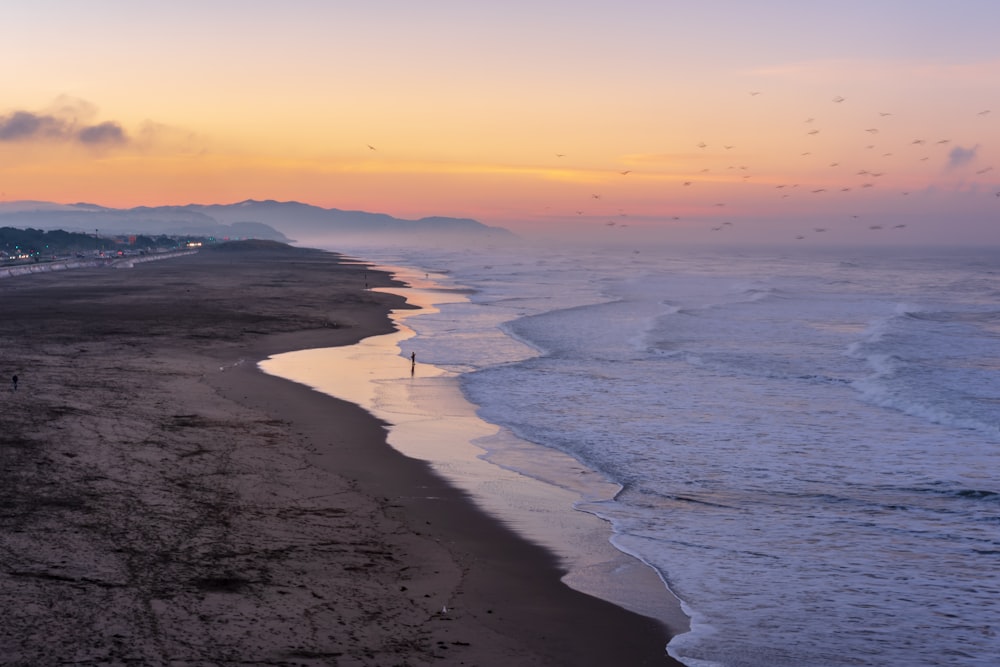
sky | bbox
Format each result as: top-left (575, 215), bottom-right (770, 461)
top-left (1, 0), bottom-right (998, 245)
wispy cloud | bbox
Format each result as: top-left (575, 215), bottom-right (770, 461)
top-left (947, 144), bottom-right (979, 169)
top-left (77, 121), bottom-right (127, 145)
top-left (0, 111), bottom-right (67, 141)
top-left (0, 100), bottom-right (130, 146)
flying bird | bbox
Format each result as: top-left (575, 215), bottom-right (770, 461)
top-left (367, 144), bottom-right (377, 151)
top-left (832, 96), bottom-right (846, 103)
top-left (620, 170), bottom-right (632, 175)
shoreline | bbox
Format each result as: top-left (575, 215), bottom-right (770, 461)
top-left (259, 262), bottom-right (690, 637)
top-left (0, 242), bottom-right (682, 665)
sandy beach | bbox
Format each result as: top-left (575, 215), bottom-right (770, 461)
top-left (0, 242), bottom-right (681, 666)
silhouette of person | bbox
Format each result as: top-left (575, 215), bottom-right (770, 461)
top-left (410, 352), bottom-right (416, 375)
top-left (11, 375), bottom-right (17, 392)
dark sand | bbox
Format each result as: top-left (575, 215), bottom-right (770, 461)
top-left (0, 242), bottom-right (683, 666)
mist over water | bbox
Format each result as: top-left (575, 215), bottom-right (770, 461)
top-left (324, 238), bottom-right (999, 667)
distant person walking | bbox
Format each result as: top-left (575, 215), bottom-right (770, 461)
top-left (10, 375), bottom-right (17, 392)
top-left (410, 352), bottom-right (416, 375)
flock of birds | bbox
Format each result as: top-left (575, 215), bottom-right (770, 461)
top-left (365, 93), bottom-right (996, 241)
top-left (538, 93), bottom-right (997, 241)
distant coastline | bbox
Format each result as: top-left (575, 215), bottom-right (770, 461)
top-left (0, 199), bottom-right (516, 246)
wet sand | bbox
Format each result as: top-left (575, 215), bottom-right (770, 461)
top-left (0, 242), bottom-right (682, 665)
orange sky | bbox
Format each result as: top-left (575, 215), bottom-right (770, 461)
top-left (1, 1), bottom-right (998, 245)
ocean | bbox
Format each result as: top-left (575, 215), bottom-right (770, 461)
top-left (266, 240), bottom-right (999, 667)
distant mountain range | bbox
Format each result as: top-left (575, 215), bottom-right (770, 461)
top-left (0, 200), bottom-right (516, 245)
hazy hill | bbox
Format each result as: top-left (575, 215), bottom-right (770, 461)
top-left (0, 200), bottom-right (515, 245)
top-left (189, 200), bottom-right (516, 245)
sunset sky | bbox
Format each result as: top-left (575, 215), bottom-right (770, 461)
top-left (1, 1), bottom-right (998, 244)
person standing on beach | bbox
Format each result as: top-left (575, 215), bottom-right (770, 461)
top-left (410, 351), bottom-right (416, 375)
top-left (11, 374), bottom-right (17, 391)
